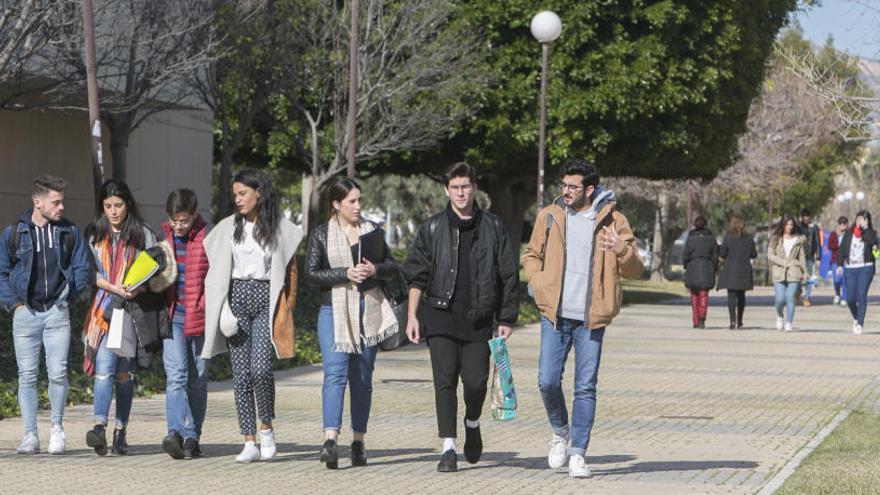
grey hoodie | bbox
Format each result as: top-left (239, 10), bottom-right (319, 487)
top-left (560, 187), bottom-right (616, 321)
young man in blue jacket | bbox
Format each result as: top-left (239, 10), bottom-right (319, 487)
top-left (0, 175), bottom-right (92, 454)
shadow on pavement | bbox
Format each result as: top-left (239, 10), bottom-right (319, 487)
top-left (593, 459), bottom-right (758, 476)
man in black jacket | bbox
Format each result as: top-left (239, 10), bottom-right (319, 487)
top-left (798, 208), bottom-right (822, 306)
top-left (403, 162), bottom-right (519, 473)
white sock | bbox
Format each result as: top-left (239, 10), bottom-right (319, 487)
top-left (465, 419), bottom-right (480, 429)
top-left (442, 437), bottom-right (456, 452)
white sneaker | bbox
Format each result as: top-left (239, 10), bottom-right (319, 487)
top-left (841, 299), bottom-right (848, 307)
top-left (48, 425), bottom-right (65, 455)
top-left (235, 441), bottom-right (260, 463)
top-left (548, 432), bottom-right (570, 469)
top-left (259, 428), bottom-right (276, 461)
top-left (784, 322), bottom-right (794, 332)
top-left (568, 454), bottom-right (592, 478)
top-left (833, 295), bottom-right (840, 305)
top-left (775, 316), bottom-right (784, 331)
top-left (853, 321), bottom-right (863, 335)
top-left (16, 431), bottom-right (40, 454)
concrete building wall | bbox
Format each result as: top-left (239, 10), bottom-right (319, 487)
top-left (0, 108), bottom-right (212, 234)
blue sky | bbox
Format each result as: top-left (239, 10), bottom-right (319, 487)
top-left (794, 0), bottom-right (879, 59)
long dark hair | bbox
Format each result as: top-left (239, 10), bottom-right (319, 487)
top-left (86, 179), bottom-right (148, 249)
top-left (852, 209), bottom-right (873, 232)
top-left (325, 177), bottom-right (361, 220)
top-left (770, 214), bottom-right (796, 247)
top-left (232, 168), bottom-right (281, 247)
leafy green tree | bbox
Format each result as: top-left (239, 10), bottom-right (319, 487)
top-left (389, 0), bottom-right (800, 244)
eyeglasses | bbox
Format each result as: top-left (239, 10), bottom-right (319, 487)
top-left (448, 184), bottom-right (473, 193)
top-left (560, 182), bottom-right (585, 192)
top-left (169, 218), bottom-right (193, 227)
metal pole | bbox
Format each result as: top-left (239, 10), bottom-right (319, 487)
top-left (345, 0), bottom-right (359, 179)
top-left (537, 42), bottom-right (549, 210)
top-left (82, 0), bottom-right (103, 208)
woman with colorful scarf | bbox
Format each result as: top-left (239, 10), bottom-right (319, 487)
top-left (836, 210), bottom-right (877, 335)
top-left (82, 179), bottom-right (156, 455)
top-left (303, 177), bottom-right (399, 469)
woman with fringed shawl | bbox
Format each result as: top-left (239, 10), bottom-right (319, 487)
top-left (82, 179), bottom-right (156, 456)
top-left (303, 177), bottom-right (400, 469)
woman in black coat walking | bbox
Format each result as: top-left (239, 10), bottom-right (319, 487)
top-left (684, 216), bottom-right (718, 328)
top-left (717, 216), bottom-right (757, 329)
top-left (835, 209), bottom-right (877, 335)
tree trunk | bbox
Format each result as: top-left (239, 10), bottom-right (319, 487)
top-left (650, 191), bottom-right (667, 281)
top-left (301, 172), bottom-right (315, 234)
top-left (108, 131), bottom-right (129, 182)
top-left (483, 173), bottom-right (534, 250)
top-left (217, 146), bottom-right (234, 220)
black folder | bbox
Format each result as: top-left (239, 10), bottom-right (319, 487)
top-left (358, 229), bottom-right (385, 263)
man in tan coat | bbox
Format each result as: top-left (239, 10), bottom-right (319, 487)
top-left (522, 159), bottom-right (643, 478)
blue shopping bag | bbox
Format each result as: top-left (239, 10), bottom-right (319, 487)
top-left (488, 337), bottom-right (517, 421)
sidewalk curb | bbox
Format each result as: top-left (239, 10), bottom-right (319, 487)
top-left (755, 375), bottom-right (880, 495)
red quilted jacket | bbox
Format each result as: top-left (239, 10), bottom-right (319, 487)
top-left (161, 215), bottom-right (209, 336)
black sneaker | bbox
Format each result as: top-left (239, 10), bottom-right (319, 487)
top-left (319, 439), bottom-right (338, 469)
top-left (162, 431), bottom-right (184, 459)
top-left (463, 420), bottom-right (482, 464)
top-left (351, 440), bottom-right (367, 467)
top-left (86, 425), bottom-right (108, 456)
top-left (437, 449), bottom-right (458, 472)
top-left (112, 427), bottom-right (128, 455)
top-left (183, 438), bottom-right (201, 459)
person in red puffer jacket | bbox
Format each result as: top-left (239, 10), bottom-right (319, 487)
top-left (158, 189), bottom-right (210, 460)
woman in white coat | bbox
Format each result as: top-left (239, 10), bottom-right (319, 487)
top-left (202, 168), bottom-right (302, 462)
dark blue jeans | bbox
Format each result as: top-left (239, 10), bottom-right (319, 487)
top-left (845, 265), bottom-right (875, 326)
top-left (538, 317), bottom-right (604, 457)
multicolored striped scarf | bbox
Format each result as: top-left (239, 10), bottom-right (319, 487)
top-left (82, 236), bottom-right (137, 376)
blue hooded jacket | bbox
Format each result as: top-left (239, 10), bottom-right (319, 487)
top-left (0, 210), bottom-right (92, 312)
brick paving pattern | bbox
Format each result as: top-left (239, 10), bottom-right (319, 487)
top-left (1, 287), bottom-right (878, 494)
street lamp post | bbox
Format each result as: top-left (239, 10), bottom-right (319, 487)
top-left (856, 191), bottom-right (865, 211)
top-left (530, 11), bottom-right (561, 210)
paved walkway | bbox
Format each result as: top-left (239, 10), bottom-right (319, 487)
top-left (2, 286), bottom-right (880, 494)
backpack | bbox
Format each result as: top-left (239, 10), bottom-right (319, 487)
top-left (6, 223), bottom-right (75, 267)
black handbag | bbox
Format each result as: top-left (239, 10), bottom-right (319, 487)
top-left (379, 268), bottom-right (410, 351)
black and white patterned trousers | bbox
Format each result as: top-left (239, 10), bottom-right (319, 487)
top-left (229, 279), bottom-right (275, 435)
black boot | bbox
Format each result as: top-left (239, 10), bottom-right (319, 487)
top-left (437, 449), bottom-right (458, 472)
top-left (86, 424), bottom-right (108, 456)
top-left (183, 438), bottom-right (201, 459)
top-left (162, 431), bottom-right (184, 459)
top-left (112, 427), bottom-right (128, 455)
top-left (351, 440), bottom-right (367, 467)
top-left (729, 321), bottom-right (736, 330)
top-left (463, 420), bottom-right (482, 464)
top-left (320, 439), bottom-right (338, 469)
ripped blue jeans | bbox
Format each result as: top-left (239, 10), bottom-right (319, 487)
top-left (92, 332), bottom-right (135, 427)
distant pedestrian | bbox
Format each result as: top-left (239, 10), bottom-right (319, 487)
top-left (683, 216), bottom-right (718, 329)
top-left (835, 210), bottom-right (876, 335)
top-left (0, 175), bottom-right (91, 455)
top-left (797, 209), bottom-right (822, 306)
top-left (716, 216), bottom-right (757, 329)
top-left (304, 177), bottom-right (400, 469)
top-left (826, 216), bottom-right (849, 306)
top-left (202, 168), bottom-right (302, 462)
top-left (768, 215), bottom-right (806, 332)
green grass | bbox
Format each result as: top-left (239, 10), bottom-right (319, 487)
top-left (776, 410), bottom-right (880, 495)
top-left (622, 279), bottom-right (689, 304)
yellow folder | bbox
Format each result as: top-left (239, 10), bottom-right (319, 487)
top-left (122, 251), bottom-right (160, 290)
